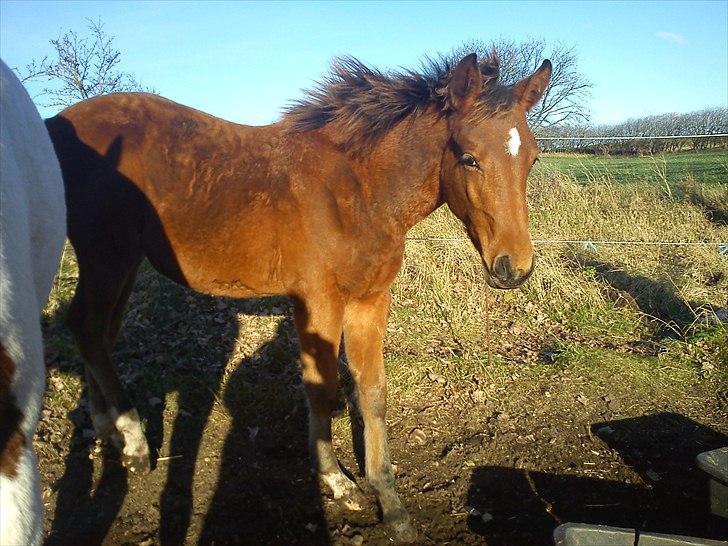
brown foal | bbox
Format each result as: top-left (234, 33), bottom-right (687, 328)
top-left (46, 52), bottom-right (551, 541)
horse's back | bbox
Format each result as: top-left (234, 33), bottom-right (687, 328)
top-left (45, 91), bottom-right (403, 299)
top-left (0, 59), bottom-right (65, 546)
top-left (45, 93), bottom-right (350, 295)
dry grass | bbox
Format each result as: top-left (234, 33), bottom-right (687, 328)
top-left (394, 169), bottom-right (727, 327)
top-left (43, 157), bottom-right (728, 410)
top-left (386, 165), bottom-right (727, 405)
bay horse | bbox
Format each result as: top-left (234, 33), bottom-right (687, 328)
top-left (45, 51), bottom-right (551, 541)
top-left (0, 59), bottom-right (66, 545)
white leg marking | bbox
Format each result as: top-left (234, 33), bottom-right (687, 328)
top-left (0, 445), bottom-right (43, 546)
top-left (507, 127), bottom-right (521, 157)
top-left (111, 408), bottom-right (148, 464)
top-left (321, 472), bottom-right (364, 510)
top-left (91, 410), bottom-right (124, 448)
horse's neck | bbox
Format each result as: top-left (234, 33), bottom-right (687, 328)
top-left (358, 113), bottom-right (448, 236)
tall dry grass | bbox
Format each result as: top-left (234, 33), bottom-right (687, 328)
top-left (390, 167), bottom-right (727, 377)
top-left (44, 161), bottom-right (728, 397)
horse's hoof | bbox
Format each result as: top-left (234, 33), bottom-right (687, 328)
top-left (322, 472), bottom-right (367, 511)
top-left (384, 507), bottom-right (417, 544)
top-left (121, 453), bottom-right (151, 473)
top-left (340, 488), bottom-right (367, 511)
top-left (387, 518), bottom-right (417, 543)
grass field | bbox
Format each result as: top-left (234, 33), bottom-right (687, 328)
top-left (398, 150), bottom-right (727, 389)
top-left (38, 149), bottom-right (728, 544)
top-left (535, 148), bottom-right (727, 186)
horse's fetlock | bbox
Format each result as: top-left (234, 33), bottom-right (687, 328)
top-left (382, 505), bottom-right (409, 525)
top-left (369, 471), bottom-right (395, 493)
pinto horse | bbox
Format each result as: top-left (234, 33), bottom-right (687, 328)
top-left (45, 52), bottom-right (551, 541)
top-left (0, 60), bottom-right (66, 545)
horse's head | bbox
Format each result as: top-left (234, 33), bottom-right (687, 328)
top-left (440, 53), bottom-right (551, 289)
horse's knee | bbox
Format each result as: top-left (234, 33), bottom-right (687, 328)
top-left (304, 381), bottom-right (338, 415)
top-left (358, 385), bottom-right (387, 422)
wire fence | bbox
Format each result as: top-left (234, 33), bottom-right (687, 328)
top-left (534, 132), bottom-right (728, 153)
top-left (405, 237), bottom-right (728, 257)
top-left (407, 137), bottom-right (727, 256)
top-left (535, 133), bottom-right (728, 140)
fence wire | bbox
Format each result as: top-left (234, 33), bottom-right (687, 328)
top-left (536, 133), bottom-right (728, 140)
top-left (405, 237), bottom-right (728, 257)
top-left (407, 136), bottom-right (727, 256)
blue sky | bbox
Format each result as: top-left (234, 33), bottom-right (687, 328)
top-left (1, 0), bottom-right (726, 125)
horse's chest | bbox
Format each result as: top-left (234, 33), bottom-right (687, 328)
top-left (337, 238), bottom-right (404, 296)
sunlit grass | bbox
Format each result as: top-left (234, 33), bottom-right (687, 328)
top-left (43, 151), bottom-right (728, 415)
top-left (536, 148), bottom-right (728, 186)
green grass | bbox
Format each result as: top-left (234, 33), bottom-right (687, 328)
top-left (384, 151), bottom-right (727, 409)
top-left (535, 148), bottom-right (728, 186)
top-left (42, 149), bottom-right (728, 429)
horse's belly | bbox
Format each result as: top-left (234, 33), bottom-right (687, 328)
top-left (168, 242), bottom-right (285, 298)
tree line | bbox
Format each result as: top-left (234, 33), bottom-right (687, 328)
top-left (535, 107), bottom-right (728, 154)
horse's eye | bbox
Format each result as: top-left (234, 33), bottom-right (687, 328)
top-left (461, 153), bottom-right (480, 170)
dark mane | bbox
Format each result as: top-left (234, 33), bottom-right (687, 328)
top-left (283, 52), bottom-right (514, 153)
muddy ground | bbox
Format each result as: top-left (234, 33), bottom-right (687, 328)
top-left (36, 279), bottom-right (728, 546)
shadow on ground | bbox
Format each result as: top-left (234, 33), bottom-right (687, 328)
top-left (466, 412), bottom-right (728, 546)
top-left (682, 186), bottom-right (728, 227)
top-left (564, 251), bottom-right (718, 336)
top-left (43, 267), bottom-right (332, 545)
top-left (198, 313), bottom-right (333, 545)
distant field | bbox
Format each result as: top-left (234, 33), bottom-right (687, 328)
top-left (535, 148), bottom-right (727, 185)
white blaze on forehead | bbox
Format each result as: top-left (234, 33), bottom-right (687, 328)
top-left (506, 127), bottom-right (521, 157)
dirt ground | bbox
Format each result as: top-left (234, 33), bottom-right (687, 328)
top-left (36, 287), bottom-right (728, 546)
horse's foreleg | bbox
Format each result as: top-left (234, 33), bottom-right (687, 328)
top-left (343, 291), bottom-right (416, 542)
top-left (293, 295), bottom-right (365, 511)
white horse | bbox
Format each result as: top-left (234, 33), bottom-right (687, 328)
top-left (0, 59), bottom-right (66, 546)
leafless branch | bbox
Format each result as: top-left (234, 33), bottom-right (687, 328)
top-left (13, 18), bottom-right (151, 109)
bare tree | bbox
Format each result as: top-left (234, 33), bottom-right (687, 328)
top-left (14, 18), bottom-right (149, 108)
top-left (455, 38), bottom-right (592, 128)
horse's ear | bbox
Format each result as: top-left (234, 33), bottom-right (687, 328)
top-left (513, 59), bottom-right (552, 112)
top-left (448, 53), bottom-right (483, 112)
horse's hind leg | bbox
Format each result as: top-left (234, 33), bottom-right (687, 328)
top-left (343, 291), bottom-right (416, 542)
top-left (82, 266), bottom-right (139, 445)
top-left (67, 259), bottom-right (149, 471)
top-left (292, 295), bottom-right (366, 511)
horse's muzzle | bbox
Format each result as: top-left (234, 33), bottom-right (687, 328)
top-left (484, 255), bottom-right (535, 290)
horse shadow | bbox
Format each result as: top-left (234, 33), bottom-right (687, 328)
top-left (564, 251), bottom-right (718, 336)
top-left (466, 412), bottom-right (728, 545)
top-left (42, 289), bottom-right (131, 546)
top-left (43, 271), bottom-right (332, 544)
top-left (679, 183), bottom-right (728, 227)
top-left (198, 314), bottom-right (334, 545)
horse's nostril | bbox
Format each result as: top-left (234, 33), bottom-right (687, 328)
top-left (493, 255), bottom-right (514, 280)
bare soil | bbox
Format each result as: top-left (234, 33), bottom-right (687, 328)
top-left (37, 280), bottom-right (728, 546)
